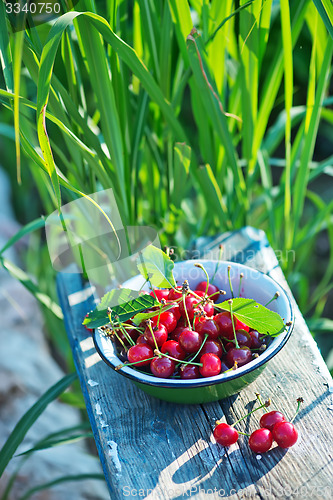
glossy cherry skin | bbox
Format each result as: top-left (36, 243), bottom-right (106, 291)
top-left (144, 323), bottom-right (168, 347)
top-left (161, 340), bottom-right (186, 361)
top-left (165, 302), bottom-right (181, 321)
top-left (136, 334), bottom-right (150, 345)
top-left (180, 364), bottom-right (200, 379)
top-left (195, 318), bottom-right (220, 340)
top-left (150, 289), bottom-right (170, 302)
top-left (249, 329), bottom-right (262, 349)
top-left (214, 312), bottom-right (235, 339)
top-left (260, 411), bottom-right (287, 432)
top-left (150, 356), bottom-right (175, 378)
top-left (199, 353), bottom-right (221, 377)
top-left (225, 346), bottom-right (252, 368)
top-left (195, 281), bottom-right (219, 301)
top-left (179, 295), bottom-right (201, 320)
top-left (202, 300), bottom-right (215, 317)
top-left (170, 326), bottom-right (187, 342)
top-left (168, 287), bottom-right (182, 300)
top-left (179, 328), bottom-right (203, 353)
top-left (213, 423), bottom-right (239, 446)
top-left (248, 428), bottom-right (273, 453)
top-left (200, 339), bottom-right (223, 358)
top-left (127, 344), bottom-right (154, 367)
top-left (151, 311), bottom-right (177, 333)
top-left (272, 422), bottom-right (298, 448)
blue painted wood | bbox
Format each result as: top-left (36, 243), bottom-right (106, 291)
top-left (57, 228), bottom-right (333, 500)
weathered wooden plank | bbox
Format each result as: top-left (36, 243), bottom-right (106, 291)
top-left (57, 227), bottom-right (333, 500)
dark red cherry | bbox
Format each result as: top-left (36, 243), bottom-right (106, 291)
top-left (151, 311), bottom-right (177, 333)
top-left (144, 323), bottom-right (168, 347)
top-left (127, 344), bottom-right (154, 367)
top-left (199, 339), bottom-right (223, 358)
top-left (260, 411), bottom-right (287, 432)
top-left (203, 300), bottom-right (215, 317)
top-left (179, 328), bottom-right (203, 353)
top-left (196, 318), bottom-right (220, 340)
top-left (249, 329), bottom-right (262, 349)
top-left (249, 429), bottom-right (273, 453)
top-left (161, 340), bottom-right (186, 361)
top-left (180, 364), bottom-right (200, 379)
top-left (136, 334), bottom-right (150, 345)
top-left (225, 346), bottom-right (252, 368)
top-left (213, 423), bottom-right (239, 446)
top-left (272, 422), bottom-right (298, 448)
top-left (170, 325), bottom-right (187, 342)
top-left (214, 312), bottom-right (234, 339)
top-left (199, 353), bottom-right (221, 377)
top-left (150, 357), bottom-right (175, 378)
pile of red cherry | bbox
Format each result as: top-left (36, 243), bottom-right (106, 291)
top-left (109, 279), bottom-right (271, 380)
top-left (214, 394), bottom-right (302, 453)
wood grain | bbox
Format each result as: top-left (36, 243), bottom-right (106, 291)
top-left (57, 227), bottom-right (333, 499)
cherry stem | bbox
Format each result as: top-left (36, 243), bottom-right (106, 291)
top-left (157, 350), bottom-right (203, 367)
top-left (138, 278), bottom-right (149, 292)
top-left (211, 244), bottom-right (223, 282)
top-left (112, 330), bottom-right (128, 352)
top-left (256, 393), bottom-right (269, 413)
top-left (188, 333), bottom-right (209, 362)
top-left (182, 292), bottom-right (192, 330)
top-left (194, 263), bottom-right (210, 296)
top-left (227, 265), bottom-right (234, 299)
top-left (115, 356), bottom-right (156, 370)
top-left (237, 431), bottom-right (250, 437)
top-left (230, 400), bottom-right (271, 427)
top-left (228, 299), bottom-right (239, 349)
top-left (156, 302), bottom-right (163, 328)
top-left (290, 398), bottom-right (304, 423)
top-left (147, 321), bottom-right (160, 355)
top-left (238, 273), bottom-right (244, 298)
top-left (264, 291), bottom-right (280, 307)
top-left (218, 337), bottom-right (227, 353)
top-left (118, 323), bottom-right (136, 347)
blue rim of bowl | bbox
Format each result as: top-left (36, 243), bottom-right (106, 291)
top-left (92, 262), bottom-right (294, 388)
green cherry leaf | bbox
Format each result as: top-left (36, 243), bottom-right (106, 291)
top-left (215, 298), bottom-right (286, 336)
top-left (137, 246), bottom-right (176, 289)
top-left (132, 302), bottom-right (176, 326)
top-left (83, 290), bottom-right (159, 329)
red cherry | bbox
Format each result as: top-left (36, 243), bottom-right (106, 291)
top-left (195, 281), bottom-right (219, 301)
top-left (168, 287), bottom-right (182, 300)
top-left (214, 312), bottom-right (234, 339)
top-left (260, 411), bottom-right (287, 432)
top-left (196, 318), bottom-right (220, 340)
top-left (272, 421), bottom-right (298, 448)
top-left (203, 300), bottom-right (215, 317)
top-left (225, 346), bottom-right (252, 368)
top-left (116, 327), bottom-right (140, 346)
top-left (161, 340), bottom-right (186, 361)
top-left (194, 290), bottom-right (206, 298)
top-left (144, 323), bottom-right (168, 347)
top-left (180, 364), bottom-right (200, 379)
top-left (170, 325), bottom-right (187, 342)
top-left (136, 334), bottom-right (150, 345)
top-left (83, 314), bottom-right (93, 331)
top-left (150, 357), bottom-right (175, 378)
top-left (200, 339), bottom-right (223, 358)
top-left (248, 428), bottom-right (273, 453)
top-left (166, 302), bottom-right (181, 321)
top-left (199, 353), bottom-right (221, 377)
top-left (179, 328), bottom-right (203, 353)
top-left (213, 423), bottom-right (239, 446)
top-left (127, 344), bottom-right (154, 367)
top-left (150, 289), bottom-right (170, 302)
top-left (151, 311), bottom-right (177, 333)
top-left (249, 329), bottom-right (262, 349)
top-left (179, 295), bottom-right (201, 320)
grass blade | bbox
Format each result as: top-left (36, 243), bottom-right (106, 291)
top-left (0, 373), bottom-right (77, 478)
top-left (0, 1), bottom-right (13, 91)
top-left (312, 0), bottom-right (333, 39)
top-left (18, 474), bottom-right (105, 500)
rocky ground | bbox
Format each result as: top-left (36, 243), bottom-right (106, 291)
top-left (0, 168), bottom-right (109, 500)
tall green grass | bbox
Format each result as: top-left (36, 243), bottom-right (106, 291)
top-left (0, 0), bottom-right (332, 491)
